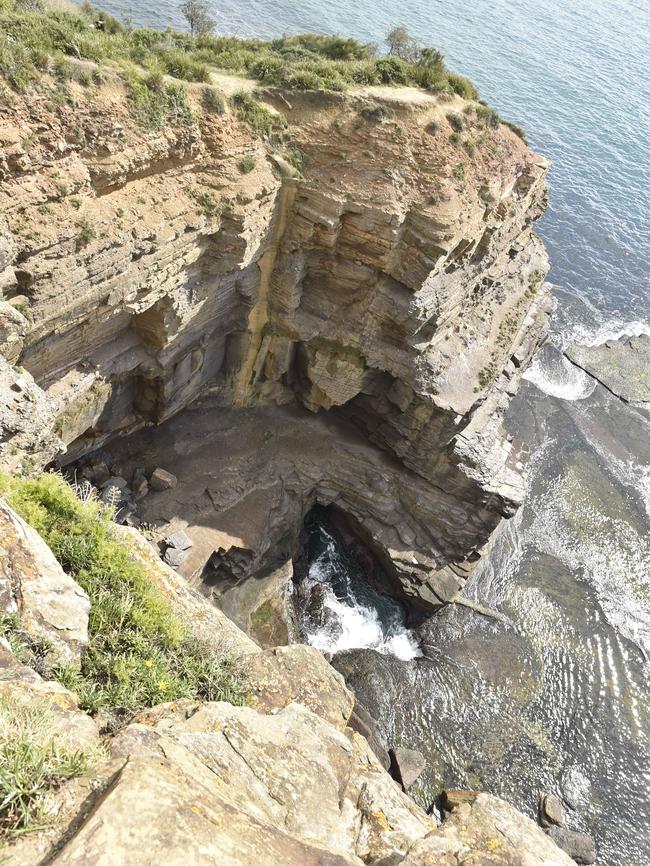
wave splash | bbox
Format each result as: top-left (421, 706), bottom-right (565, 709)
top-left (300, 525), bottom-right (422, 661)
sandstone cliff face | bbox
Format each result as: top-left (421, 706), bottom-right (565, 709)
top-left (0, 72), bottom-right (552, 612)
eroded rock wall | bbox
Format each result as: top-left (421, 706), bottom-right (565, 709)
top-left (0, 75), bottom-right (552, 611)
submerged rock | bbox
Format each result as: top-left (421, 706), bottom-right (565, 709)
top-left (565, 333), bottom-right (650, 408)
top-left (539, 791), bottom-right (566, 828)
top-left (546, 826), bottom-right (597, 865)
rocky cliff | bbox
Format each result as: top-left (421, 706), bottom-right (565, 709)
top-left (0, 65), bottom-right (552, 617)
top-left (0, 491), bottom-right (575, 865)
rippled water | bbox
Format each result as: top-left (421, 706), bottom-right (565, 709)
top-left (98, 1), bottom-right (650, 862)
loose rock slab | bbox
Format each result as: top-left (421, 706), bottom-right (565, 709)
top-left (390, 746), bottom-right (426, 790)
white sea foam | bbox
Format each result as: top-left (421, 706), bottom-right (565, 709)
top-left (523, 351), bottom-right (597, 401)
top-left (557, 317), bottom-right (650, 351)
top-left (305, 583), bottom-right (422, 660)
top-left (302, 533), bottom-right (422, 661)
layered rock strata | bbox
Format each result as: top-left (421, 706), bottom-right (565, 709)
top-left (0, 72), bottom-right (552, 613)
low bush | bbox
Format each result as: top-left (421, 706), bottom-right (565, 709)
top-left (238, 154), bottom-right (256, 173)
top-left (202, 85), bottom-right (225, 113)
top-left (360, 103), bottom-right (394, 122)
top-left (230, 90), bottom-right (286, 138)
top-left (0, 473), bottom-right (245, 714)
top-left (446, 111), bottom-right (465, 132)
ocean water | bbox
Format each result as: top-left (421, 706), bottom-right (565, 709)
top-left (97, 1), bottom-right (650, 863)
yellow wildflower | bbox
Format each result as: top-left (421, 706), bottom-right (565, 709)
top-left (144, 659), bottom-right (154, 669)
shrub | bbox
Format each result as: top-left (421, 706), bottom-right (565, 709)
top-left (238, 154), bottom-right (256, 174)
top-left (360, 103), bottom-right (394, 122)
top-left (125, 71), bottom-right (194, 130)
top-left (446, 112), bottom-right (465, 132)
top-left (202, 85), bottom-right (225, 113)
top-left (189, 188), bottom-right (221, 219)
top-left (447, 72), bottom-right (478, 100)
top-left (452, 161), bottom-right (466, 181)
top-left (230, 90), bottom-right (285, 138)
top-left (503, 120), bottom-right (528, 144)
top-left (76, 218), bottom-right (95, 247)
top-left (0, 473), bottom-right (245, 714)
top-left (425, 120), bottom-right (439, 136)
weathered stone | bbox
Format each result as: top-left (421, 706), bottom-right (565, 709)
top-left (100, 475), bottom-right (128, 490)
top-left (150, 468), bottom-right (178, 491)
top-left (390, 746), bottom-right (426, 791)
top-left (0, 498), bottom-right (89, 665)
top-left (242, 644), bottom-right (355, 729)
top-left (110, 525), bottom-right (258, 657)
top-left (0, 300), bottom-right (28, 364)
top-left (441, 788), bottom-right (480, 810)
top-left (163, 546), bottom-right (187, 569)
top-left (91, 461), bottom-right (111, 485)
top-left (539, 791), bottom-right (566, 827)
top-left (165, 529), bottom-right (193, 551)
top-left (546, 826), bottom-right (597, 864)
top-left (403, 794), bottom-right (575, 866)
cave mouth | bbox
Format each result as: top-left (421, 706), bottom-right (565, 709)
top-left (294, 505), bottom-right (422, 661)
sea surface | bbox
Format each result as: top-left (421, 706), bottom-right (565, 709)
top-left (99, 1), bottom-right (650, 862)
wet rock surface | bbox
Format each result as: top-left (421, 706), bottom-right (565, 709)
top-left (565, 333), bottom-right (650, 408)
top-left (546, 827), bottom-right (597, 865)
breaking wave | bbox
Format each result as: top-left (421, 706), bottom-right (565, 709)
top-left (300, 524), bottom-right (422, 661)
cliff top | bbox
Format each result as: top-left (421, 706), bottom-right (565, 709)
top-left (0, 0), bottom-right (486, 101)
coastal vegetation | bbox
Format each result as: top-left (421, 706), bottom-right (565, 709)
top-left (0, 0), bottom-right (478, 97)
top-left (0, 698), bottom-right (101, 839)
top-left (0, 473), bottom-right (246, 714)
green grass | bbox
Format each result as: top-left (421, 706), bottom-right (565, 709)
top-left (238, 154), bottom-right (256, 174)
top-left (0, 473), bottom-right (246, 714)
top-left (230, 90), bottom-right (286, 138)
top-left (0, 698), bottom-right (97, 840)
top-left (0, 0), bottom-right (483, 100)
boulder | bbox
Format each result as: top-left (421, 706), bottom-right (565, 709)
top-left (90, 461), bottom-right (111, 485)
top-left (539, 791), bottom-right (566, 827)
top-left (150, 468), bottom-right (178, 491)
top-left (165, 529), bottom-right (193, 551)
top-left (441, 789), bottom-right (480, 811)
top-left (242, 644), bottom-right (355, 729)
top-left (546, 827), bottom-right (597, 864)
top-left (0, 498), bottom-right (89, 665)
top-left (390, 746), bottom-right (426, 791)
top-left (164, 546), bottom-right (188, 569)
top-left (0, 300), bottom-right (28, 364)
top-left (403, 793), bottom-right (575, 866)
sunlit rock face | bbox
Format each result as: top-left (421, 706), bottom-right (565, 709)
top-left (0, 80), bottom-right (552, 614)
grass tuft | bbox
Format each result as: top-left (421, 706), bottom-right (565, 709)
top-left (0, 698), bottom-right (97, 840)
top-left (0, 473), bottom-right (246, 714)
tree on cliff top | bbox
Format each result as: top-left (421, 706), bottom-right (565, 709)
top-left (179, 0), bottom-right (216, 36)
top-left (386, 26), bottom-right (420, 62)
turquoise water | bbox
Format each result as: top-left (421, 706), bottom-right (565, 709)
top-left (98, 2), bottom-right (650, 862)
